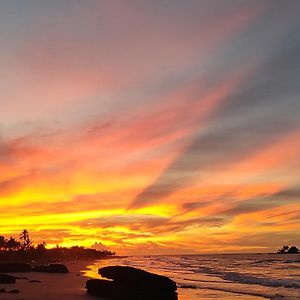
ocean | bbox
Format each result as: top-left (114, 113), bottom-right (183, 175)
top-left (84, 253), bottom-right (300, 300)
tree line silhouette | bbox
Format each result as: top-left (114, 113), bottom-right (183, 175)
top-left (0, 230), bottom-right (32, 251)
top-left (277, 245), bottom-right (299, 254)
top-left (0, 230), bottom-right (115, 261)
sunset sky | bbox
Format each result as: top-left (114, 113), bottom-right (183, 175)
top-left (1, 0), bottom-right (300, 255)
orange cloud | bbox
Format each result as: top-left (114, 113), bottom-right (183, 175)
top-left (0, 0), bottom-right (299, 255)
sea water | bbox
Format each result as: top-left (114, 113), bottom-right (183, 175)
top-left (84, 253), bottom-right (300, 299)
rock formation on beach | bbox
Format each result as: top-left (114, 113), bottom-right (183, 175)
top-left (86, 265), bottom-right (178, 300)
top-left (32, 263), bottom-right (69, 273)
top-left (0, 263), bottom-right (69, 296)
top-left (0, 263), bottom-right (31, 273)
top-left (0, 274), bottom-right (16, 283)
top-left (0, 262), bottom-right (69, 273)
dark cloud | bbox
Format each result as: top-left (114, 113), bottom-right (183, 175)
top-left (181, 200), bottom-right (211, 212)
top-left (130, 116), bottom-right (299, 208)
top-left (73, 214), bottom-right (226, 237)
top-left (220, 187), bottom-right (300, 217)
top-left (74, 214), bottom-right (169, 231)
top-left (221, 199), bottom-right (279, 217)
top-left (164, 216), bottom-right (226, 232)
top-left (130, 8), bottom-right (300, 208)
top-left (274, 188), bottom-right (300, 199)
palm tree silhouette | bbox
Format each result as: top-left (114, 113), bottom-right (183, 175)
top-left (20, 229), bottom-right (32, 250)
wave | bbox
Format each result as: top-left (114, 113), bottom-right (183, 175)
top-left (284, 260), bottom-right (300, 264)
top-left (251, 259), bottom-right (280, 264)
top-left (196, 267), bottom-right (300, 289)
top-left (178, 283), bottom-right (288, 300)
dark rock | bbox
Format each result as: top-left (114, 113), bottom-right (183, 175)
top-left (0, 288), bottom-right (6, 293)
top-left (86, 279), bottom-right (178, 300)
top-left (287, 246), bottom-right (299, 254)
top-left (29, 279), bottom-right (41, 283)
top-left (8, 289), bottom-right (20, 294)
top-left (87, 266), bottom-right (178, 299)
top-left (0, 274), bottom-right (16, 283)
top-left (0, 263), bottom-right (31, 273)
top-left (32, 263), bottom-right (69, 273)
top-left (99, 266), bottom-right (177, 292)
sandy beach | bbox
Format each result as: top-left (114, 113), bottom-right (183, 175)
top-left (0, 261), bottom-right (98, 300)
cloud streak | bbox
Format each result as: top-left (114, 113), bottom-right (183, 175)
top-left (0, 0), bottom-right (300, 254)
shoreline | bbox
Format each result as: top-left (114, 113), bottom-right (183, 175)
top-left (2, 254), bottom-right (298, 300)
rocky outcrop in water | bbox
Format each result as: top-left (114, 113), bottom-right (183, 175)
top-left (287, 246), bottom-right (299, 254)
top-left (277, 245), bottom-right (299, 254)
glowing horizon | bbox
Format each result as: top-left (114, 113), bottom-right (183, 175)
top-left (1, 0), bottom-right (300, 255)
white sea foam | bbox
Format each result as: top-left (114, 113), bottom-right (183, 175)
top-left (195, 266), bottom-right (300, 289)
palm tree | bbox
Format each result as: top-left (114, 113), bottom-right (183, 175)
top-left (19, 229), bottom-right (32, 250)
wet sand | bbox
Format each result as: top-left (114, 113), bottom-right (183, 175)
top-left (0, 261), bottom-right (101, 300)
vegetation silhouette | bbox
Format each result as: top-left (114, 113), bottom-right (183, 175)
top-left (277, 245), bottom-right (299, 254)
top-left (19, 229), bottom-right (33, 250)
top-left (0, 230), bottom-right (115, 262)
